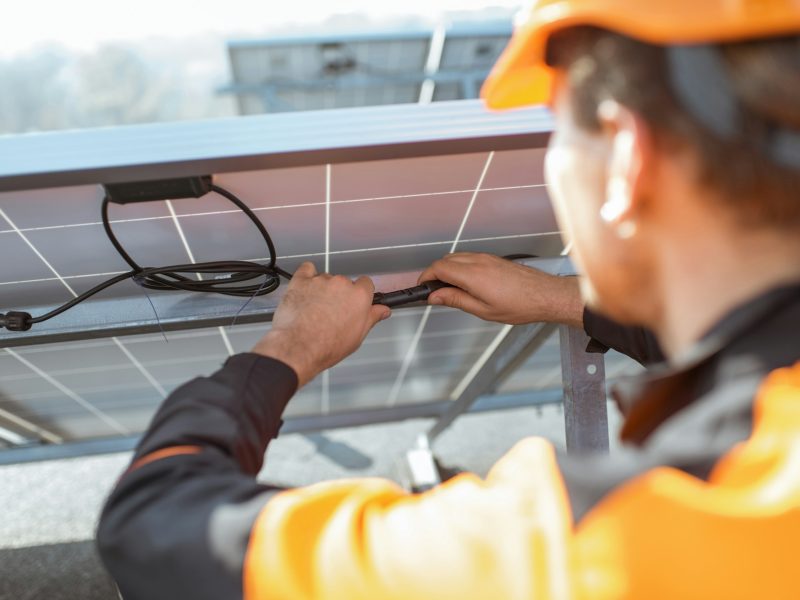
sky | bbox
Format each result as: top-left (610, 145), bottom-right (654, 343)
top-left (5, 0), bottom-right (522, 57)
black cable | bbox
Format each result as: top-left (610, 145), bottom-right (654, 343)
top-left (0, 184), bottom-right (292, 332)
top-left (0, 187), bottom-right (543, 332)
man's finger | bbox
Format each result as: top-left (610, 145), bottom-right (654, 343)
top-left (353, 275), bottom-right (376, 296)
top-left (417, 259), bottom-right (477, 289)
top-left (417, 266), bottom-right (437, 285)
top-left (428, 287), bottom-right (490, 317)
top-left (367, 305), bottom-right (391, 328)
top-left (293, 261), bottom-right (318, 279)
top-left (441, 252), bottom-right (480, 264)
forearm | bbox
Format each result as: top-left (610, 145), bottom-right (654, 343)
top-left (97, 353), bottom-right (298, 600)
top-left (526, 273), bottom-right (664, 365)
top-left (132, 353), bottom-right (297, 472)
top-left (532, 274), bottom-right (585, 328)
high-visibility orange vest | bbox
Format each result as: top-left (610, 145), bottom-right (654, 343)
top-left (244, 362), bottom-right (800, 600)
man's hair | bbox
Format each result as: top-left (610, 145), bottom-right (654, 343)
top-left (547, 28), bottom-right (800, 229)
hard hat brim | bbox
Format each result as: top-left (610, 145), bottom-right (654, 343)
top-left (482, 0), bottom-right (800, 110)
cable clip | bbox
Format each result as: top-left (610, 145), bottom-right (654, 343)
top-left (0, 311), bottom-right (33, 332)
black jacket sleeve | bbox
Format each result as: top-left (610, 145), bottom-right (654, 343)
top-left (583, 307), bottom-right (665, 366)
top-left (96, 353), bottom-right (298, 600)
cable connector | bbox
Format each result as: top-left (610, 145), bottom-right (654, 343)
top-left (103, 176), bottom-right (213, 204)
top-left (372, 280), bottom-right (453, 308)
top-left (0, 311), bottom-right (33, 332)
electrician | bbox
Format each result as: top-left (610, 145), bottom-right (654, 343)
top-left (97, 2), bottom-right (800, 598)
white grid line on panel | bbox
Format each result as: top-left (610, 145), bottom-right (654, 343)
top-left (386, 151), bottom-right (496, 406)
top-left (321, 370), bottom-right (330, 415)
top-left (167, 199), bottom-right (235, 359)
top-left (346, 182), bottom-right (546, 203)
top-left (4, 348), bottom-right (130, 435)
top-left (321, 165), bottom-right (332, 410)
top-left (112, 338), bottom-right (167, 398)
top-left (0, 207), bottom-right (166, 413)
top-left (325, 164), bottom-right (332, 274)
top-left (0, 183), bottom-right (548, 235)
top-left (0, 202), bottom-right (323, 235)
top-left (166, 200), bottom-right (199, 265)
top-left (0, 270), bottom-right (129, 287)
top-left (0, 208), bottom-right (79, 296)
top-left (448, 151), bottom-right (495, 254)
top-left (219, 328), bottom-right (235, 357)
top-left (448, 324), bottom-right (514, 400)
top-left (419, 23), bottom-right (447, 104)
top-left (0, 232), bottom-right (558, 288)
top-left (106, 345), bottom-right (164, 401)
top-left (0, 404), bottom-right (63, 444)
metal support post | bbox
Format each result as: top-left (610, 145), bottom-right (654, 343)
top-left (559, 325), bottom-right (609, 454)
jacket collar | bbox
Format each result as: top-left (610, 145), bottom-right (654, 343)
top-left (614, 281), bottom-right (800, 443)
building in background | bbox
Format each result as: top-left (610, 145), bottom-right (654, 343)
top-left (221, 20), bottom-right (512, 114)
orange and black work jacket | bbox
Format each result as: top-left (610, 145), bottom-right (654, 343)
top-left (97, 283), bottom-right (800, 600)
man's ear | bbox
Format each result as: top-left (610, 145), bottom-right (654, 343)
top-left (596, 100), bottom-right (655, 227)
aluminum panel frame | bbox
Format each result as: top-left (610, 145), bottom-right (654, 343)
top-left (0, 101), bottom-right (552, 193)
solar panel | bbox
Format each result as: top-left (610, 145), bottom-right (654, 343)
top-left (227, 30), bottom-right (433, 112)
top-left (0, 100), bottom-right (641, 455)
top-left (224, 21), bottom-right (513, 113)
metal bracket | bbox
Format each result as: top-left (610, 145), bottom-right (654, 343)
top-left (403, 434), bottom-right (442, 492)
top-left (559, 325), bottom-right (609, 454)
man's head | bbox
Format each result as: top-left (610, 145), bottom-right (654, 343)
top-left (543, 29), bottom-right (800, 323)
top-left (483, 1), bottom-right (800, 329)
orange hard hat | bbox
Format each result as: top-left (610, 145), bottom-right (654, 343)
top-left (482, 0), bottom-right (800, 109)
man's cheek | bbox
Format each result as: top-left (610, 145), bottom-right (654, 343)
top-left (544, 144), bottom-right (580, 243)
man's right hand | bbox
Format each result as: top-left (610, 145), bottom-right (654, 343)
top-left (418, 253), bottom-right (585, 327)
